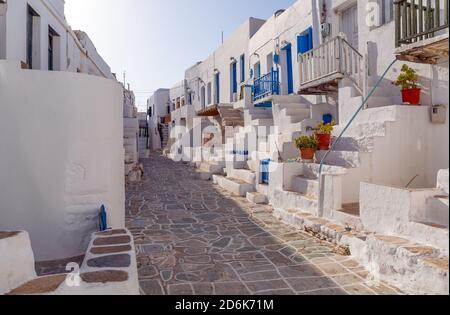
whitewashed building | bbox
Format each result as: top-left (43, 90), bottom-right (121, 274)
top-left (162, 0), bottom-right (449, 294)
top-left (0, 0), bottom-right (125, 262)
top-left (148, 88), bottom-right (171, 151)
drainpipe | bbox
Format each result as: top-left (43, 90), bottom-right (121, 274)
top-left (317, 59), bottom-right (398, 217)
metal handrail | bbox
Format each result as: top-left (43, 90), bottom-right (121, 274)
top-left (253, 69), bottom-right (280, 101)
top-left (317, 59), bottom-right (398, 217)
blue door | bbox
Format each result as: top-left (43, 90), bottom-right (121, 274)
top-left (215, 72), bottom-right (220, 104)
top-left (232, 62), bottom-right (237, 94)
top-left (240, 54), bottom-right (245, 83)
top-left (282, 44), bottom-right (294, 94)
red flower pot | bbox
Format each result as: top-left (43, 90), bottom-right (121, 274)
top-left (300, 148), bottom-right (316, 161)
top-left (316, 133), bottom-right (331, 151)
top-left (401, 88), bottom-right (421, 105)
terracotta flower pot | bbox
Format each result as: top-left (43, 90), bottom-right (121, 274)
top-left (316, 133), bottom-right (332, 151)
top-left (401, 88), bottom-right (421, 105)
top-left (300, 148), bottom-right (316, 161)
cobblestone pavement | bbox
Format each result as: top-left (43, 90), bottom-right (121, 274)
top-left (126, 153), bottom-right (401, 295)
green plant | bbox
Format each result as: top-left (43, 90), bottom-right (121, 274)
top-left (295, 135), bottom-right (319, 150)
top-left (394, 64), bottom-right (419, 90)
top-left (316, 120), bottom-right (336, 135)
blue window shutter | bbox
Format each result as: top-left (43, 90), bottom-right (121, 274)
top-left (308, 26), bottom-right (314, 50)
top-left (297, 33), bottom-right (309, 55)
top-left (297, 26), bottom-right (314, 55)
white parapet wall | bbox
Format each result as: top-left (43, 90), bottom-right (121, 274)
top-left (0, 60), bottom-right (125, 261)
top-left (0, 231), bottom-right (37, 295)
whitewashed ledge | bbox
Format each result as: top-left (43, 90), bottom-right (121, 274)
top-left (4, 229), bottom-right (140, 295)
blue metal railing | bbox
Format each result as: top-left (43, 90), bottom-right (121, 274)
top-left (317, 59), bottom-right (398, 217)
top-left (253, 69), bottom-right (280, 102)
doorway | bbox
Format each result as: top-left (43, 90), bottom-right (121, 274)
top-left (281, 43), bottom-right (294, 95)
top-left (340, 4), bottom-right (359, 49)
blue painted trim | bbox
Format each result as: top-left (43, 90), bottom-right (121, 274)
top-left (255, 101), bottom-right (273, 108)
top-left (282, 43), bottom-right (294, 94)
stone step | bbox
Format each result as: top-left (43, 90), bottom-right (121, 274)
top-left (406, 221), bottom-right (449, 254)
top-left (251, 119), bottom-right (274, 126)
top-left (362, 234), bottom-right (449, 295)
top-left (246, 192), bottom-right (268, 205)
top-left (195, 170), bottom-right (213, 181)
top-left (331, 208), bottom-right (364, 231)
top-left (213, 175), bottom-right (256, 197)
top-left (332, 136), bottom-right (376, 153)
top-left (199, 162), bottom-right (225, 174)
top-left (282, 113), bottom-right (310, 125)
top-left (228, 168), bottom-right (257, 185)
top-left (315, 150), bottom-right (361, 168)
top-left (425, 195), bottom-right (449, 228)
top-left (291, 176), bottom-right (319, 198)
top-left (280, 107), bottom-right (311, 117)
top-left (301, 163), bottom-right (347, 179)
top-left (272, 189), bottom-right (318, 215)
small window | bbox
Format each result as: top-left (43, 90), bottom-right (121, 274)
top-left (26, 5), bottom-right (40, 69)
top-left (380, 0), bottom-right (394, 25)
top-left (48, 26), bottom-right (59, 71)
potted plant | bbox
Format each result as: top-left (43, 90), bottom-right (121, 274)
top-left (315, 120), bottom-right (336, 151)
top-left (394, 64), bottom-right (421, 105)
top-left (295, 135), bottom-right (319, 161)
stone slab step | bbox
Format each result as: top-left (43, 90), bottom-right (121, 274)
top-left (425, 195), bottom-right (449, 228)
top-left (228, 169), bottom-right (256, 185)
top-left (273, 208), bottom-right (367, 251)
top-left (362, 234), bottom-right (449, 295)
top-left (246, 192), bottom-right (268, 205)
top-left (213, 175), bottom-right (255, 197)
top-left (195, 170), bottom-right (213, 181)
top-left (272, 189), bottom-right (318, 215)
top-left (281, 107), bottom-right (311, 117)
top-left (251, 119), bottom-right (274, 126)
top-left (199, 162), bottom-right (225, 174)
top-left (315, 150), bottom-right (361, 168)
top-left (406, 221), bottom-right (449, 255)
top-left (291, 176), bottom-right (319, 198)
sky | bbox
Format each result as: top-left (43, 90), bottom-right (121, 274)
top-left (65, 0), bottom-right (296, 110)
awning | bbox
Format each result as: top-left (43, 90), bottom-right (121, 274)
top-left (197, 104), bottom-right (220, 117)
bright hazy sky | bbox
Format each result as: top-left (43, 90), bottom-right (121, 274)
top-left (65, 0), bottom-right (296, 109)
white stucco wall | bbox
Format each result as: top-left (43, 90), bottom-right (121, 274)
top-left (0, 231), bottom-right (36, 295)
top-left (186, 17), bottom-right (266, 113)
top-left (0, 60), bottom-right (125, 261)
top-left (1, 0), bottom-right (113, 79)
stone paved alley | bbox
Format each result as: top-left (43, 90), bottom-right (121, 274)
top-left (125, 153), bottom-right (401, 295)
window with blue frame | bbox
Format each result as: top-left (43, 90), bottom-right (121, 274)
top-left (297, 26), bottom-right (314, 55)
top-left (254, 62), bottom-right (261, 79)
top-left (240, 54), bottom-right (245, 83)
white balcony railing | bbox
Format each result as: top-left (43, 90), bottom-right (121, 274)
top-left (299, 35), bottom-right (365, 95)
